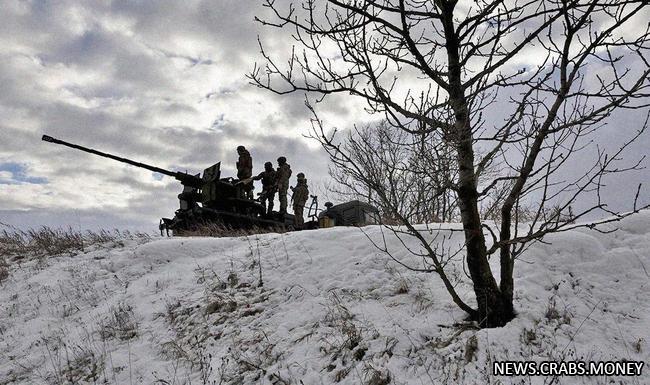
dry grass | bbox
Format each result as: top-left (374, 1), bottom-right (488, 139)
top-left (179, 222), bottom-right (287, 238)
top-left (0, 223), bottom-right (151, 261)
top-left (0, 256), bottom-right (8, 283)
top-left (99, 302), bottom-right (139, 341)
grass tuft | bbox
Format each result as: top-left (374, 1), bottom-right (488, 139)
top-left (0, 223), bottom-right (151, 261)
top-left (0, 256), bottom-right (8, 283)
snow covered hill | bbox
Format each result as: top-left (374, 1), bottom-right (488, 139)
top-left (1, 212), bottom-right (649, 385)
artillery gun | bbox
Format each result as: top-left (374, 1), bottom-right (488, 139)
top-left (41, 135), bottom-right (296, 235)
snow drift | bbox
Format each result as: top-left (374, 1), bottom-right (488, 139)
top-left (1, 211), bottom-right (648, 384)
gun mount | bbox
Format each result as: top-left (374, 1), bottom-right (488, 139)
top-left (42, 135), bottom-right (296, 235)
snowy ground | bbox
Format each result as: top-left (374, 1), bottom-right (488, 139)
top-left (1, 212), bottom-right (648, 384)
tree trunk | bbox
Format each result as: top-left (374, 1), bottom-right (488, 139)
top-left (455, 128), bottom-right (511, 327)
top-left (499, 210), bottom-right (515, 318)
top-left (442, 2), bottom-right (513, 327)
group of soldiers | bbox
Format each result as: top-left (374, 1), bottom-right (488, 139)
top-left (235, 145), bottom-right (310, 226)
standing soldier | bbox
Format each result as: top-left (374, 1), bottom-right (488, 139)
top-left (291, 173), bottom-right (309, 228)
top-left (236, 145), bottom-right (253, 199)
top-left (252, 161), bottom-right (277, 215)
top-left (275, 156), bottom-right (292, 213)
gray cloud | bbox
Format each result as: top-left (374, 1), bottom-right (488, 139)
top-left (1, 1), bottom-right (647, 231)
top-left (0, 0), bottom-right (332, 230)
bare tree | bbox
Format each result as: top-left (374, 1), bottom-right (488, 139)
top-left (328, 120), bottom-right (458, 223)
top-left (250, 0), bottom-right (650, 327)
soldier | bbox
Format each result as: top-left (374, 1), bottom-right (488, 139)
top-left (291, 172), bottom-right (309, 228)
top-left (252, 161), bottom-right (277, 215)
top-left (236, 145), bottom-right (253, 199)
top-left (275, 156), bottom-right (292, 213)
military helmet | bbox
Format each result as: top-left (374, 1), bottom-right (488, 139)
top-left (297, 172), bottom-right (305, 179)
top-left (237, 145), bottom-right (246, 152)
top-left (264, 161), bottom-right (272, 168)
top-left (277, 156), bottom-right (287, 164)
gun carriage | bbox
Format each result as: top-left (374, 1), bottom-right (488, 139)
top-left (41, 135), bottom-right (296, 235)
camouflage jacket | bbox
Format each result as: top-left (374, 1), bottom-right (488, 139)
top-left (253, 169), bottom-right (277, 191)
top-left (292, 180), bottom-right (309, 206)
top-left (236, 150), bottom-right (253, 179)
top-left (276, 163), bottom-right (292, 185)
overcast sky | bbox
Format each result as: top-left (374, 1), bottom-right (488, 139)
top-left (1, 1), bottom-right (648, 231)
top-left (0, 0), bottom-right (365, 230)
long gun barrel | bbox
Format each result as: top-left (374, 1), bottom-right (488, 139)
top-left (42, 135), bottom-right (202, 187)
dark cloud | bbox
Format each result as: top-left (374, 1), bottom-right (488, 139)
top-left (1, 0), bottom-right (646, 231)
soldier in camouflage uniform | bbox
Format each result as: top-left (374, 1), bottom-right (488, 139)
top-left (252, 161), bottom-right (277, 215)
top-left (236, 145), bottom-right (253, 199)
top-left (291, 173), bottom-right (309, 228)
top-left (275, 156), bottom-right (292, 214)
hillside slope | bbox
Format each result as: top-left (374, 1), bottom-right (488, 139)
top-left (1, 212), bottom-right (649, 384)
